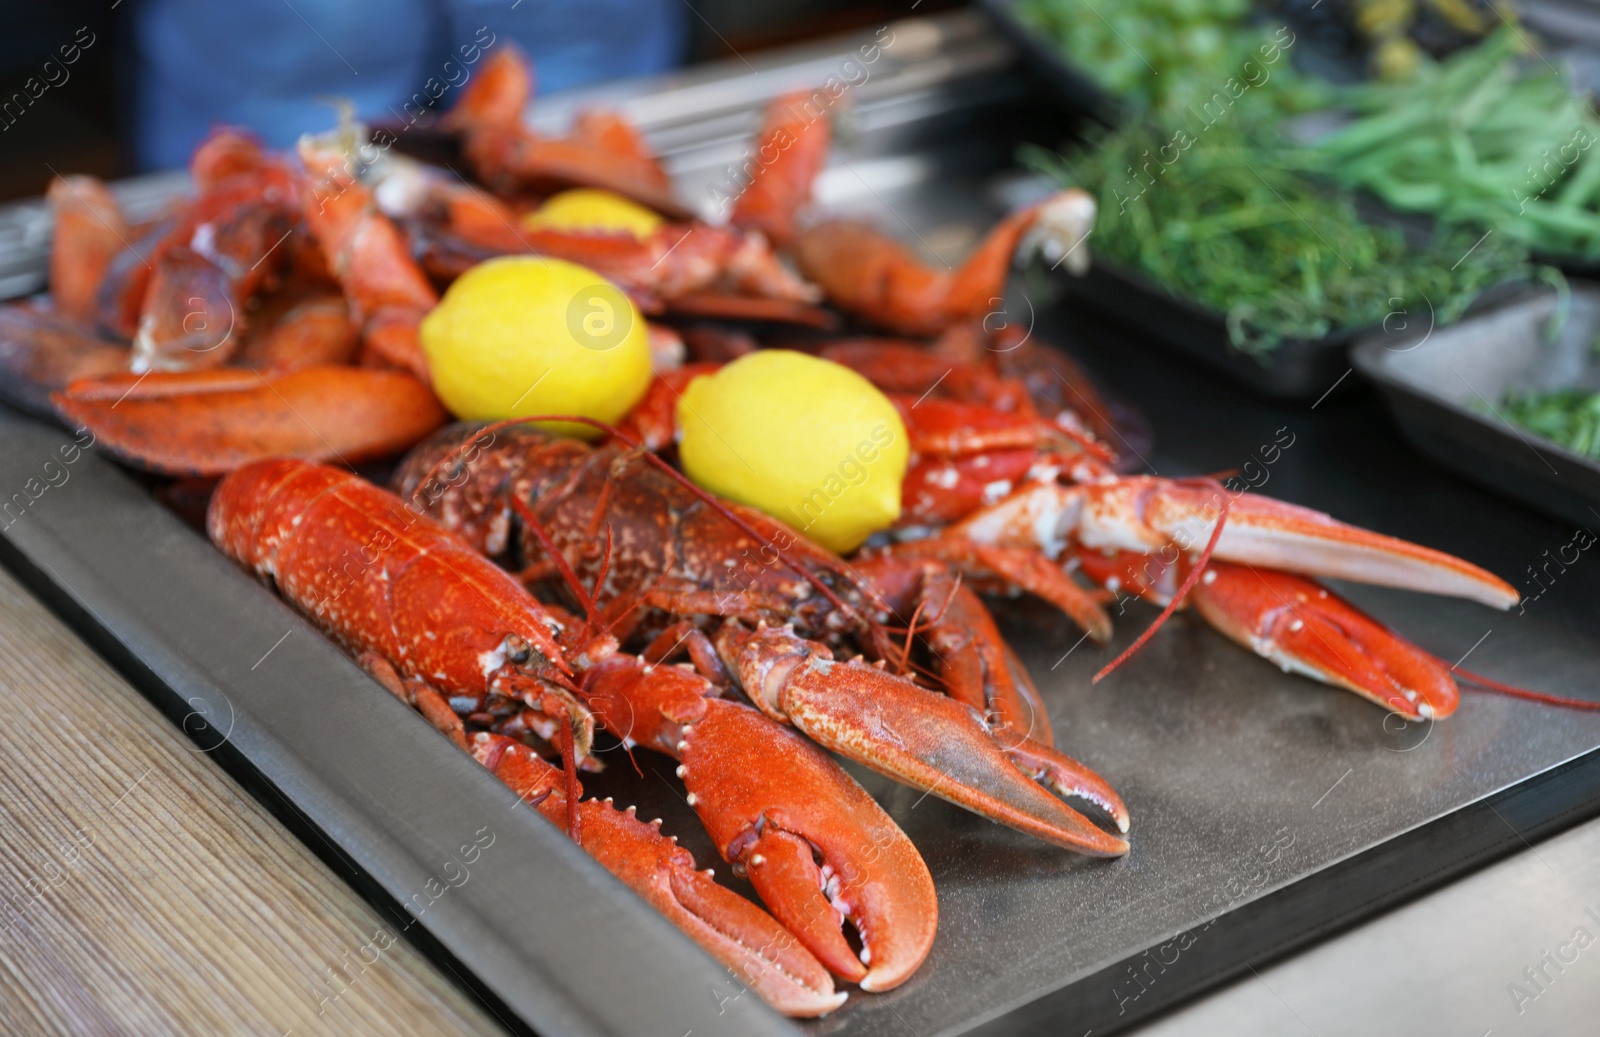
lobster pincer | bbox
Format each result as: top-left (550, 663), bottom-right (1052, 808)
top-left (472, 732), bottom-right (846, 1017)
top-left (1189, 563), bottom-right (1462, 720)
top-left (718, 621), bottom-right (1130, 858)
top-left (580, 652), bottom-right (938, 992)
top-left (952, 475), bottom-right (1520, 612)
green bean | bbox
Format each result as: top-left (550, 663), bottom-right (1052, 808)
top-left (1313, 28), bottom-right (1600, 259)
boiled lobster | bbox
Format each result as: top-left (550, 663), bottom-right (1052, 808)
top-left (208, 456), bottom-right (944, 1015)
top-left (10, 124), bottom-right (450, 477)
top-left (618, 342), bottom-right (1599, 723)
top-left (393, 423), bottom-right (1131, 858)
top-left (379, 157), bottom-right (826, 324)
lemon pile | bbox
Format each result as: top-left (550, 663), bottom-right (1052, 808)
top-left (678, 351), bottom-right (908, 553)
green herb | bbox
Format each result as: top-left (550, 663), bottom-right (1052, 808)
top-left (1014, 0), bottom-right (1327, 118)
top-left (1025, 118), bottom-right (1531, 355)
top-left (1311, 28), bottom-right (1600, 260)
top-left (1501, 388), bottom-right (1600, 459)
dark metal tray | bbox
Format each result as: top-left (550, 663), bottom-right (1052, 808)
top-left (1353, 285), bottom-right (1600, 530)
top-left (975, 0), bottom-right (1119, 125)
top-left (973, 0), bottom-right (1369, 132)
top-left (1052, 257), bottom-right (1361, 401)
top-left (5, 15), bottom-right (1600, 1037)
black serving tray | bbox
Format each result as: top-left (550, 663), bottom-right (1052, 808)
top-left (1054, 250), bottom-right (1537, 403)
top-left (975, 0), bottom-right (1367, 130)
top-left (1053, 256), bottom-right (1362, 401)
top-left (976, 0), bottom-right (1120, 125)
top-left (1353, 284), bottom-right (1600, 530)
top-left (5, 15), bottom-right (1600, 1037)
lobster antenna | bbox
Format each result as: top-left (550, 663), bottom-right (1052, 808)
top-left (558, 720), bottom-right (583, 842)
top-left (898, 572), bottom-right (963, 678)
top-left (1453, 667), bottom-right (1600, 711)
top-left (512, 495), bottom-right (596, 619)
top-left (589, 524), bottom-right (616, 627)
top-left (897, 594), bottom-right (933, 677)
top-left (1051, 422), bottom-right (1116, 466)
top-left (1094, 478), bottom-right (1231, 684)
top-left (576, 525), bottom-right (650, 647)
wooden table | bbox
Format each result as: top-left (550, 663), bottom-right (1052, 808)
top-left (0, 564), bottom-right (503, 1036)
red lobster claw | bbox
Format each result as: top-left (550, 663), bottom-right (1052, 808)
top-left (721, 622), bottom-right (1130, 857)
top-left (1191, 563), bottom-right (1460, 720)
top-left (53, 366), bottom-right (447, 477)
top-left (581, 654), bottom-right (937, 991)
top-left (472, 733), bottom-right (846, 1017)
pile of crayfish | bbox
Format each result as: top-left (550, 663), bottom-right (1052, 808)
top-left (6, 42), bottom-right (1596, 1017)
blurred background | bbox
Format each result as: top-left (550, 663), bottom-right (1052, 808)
top-left (0, 0), bottom-right (959, 200)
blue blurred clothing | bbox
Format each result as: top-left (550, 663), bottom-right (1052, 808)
top-left (134, 0), bottom-right (686, 171)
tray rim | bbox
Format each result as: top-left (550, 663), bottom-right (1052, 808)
top-left (1351, 285), bottom-right (1600, 515)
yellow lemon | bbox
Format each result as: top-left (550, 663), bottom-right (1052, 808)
top-left (678, 351), bottom-right (908, 553)
top-left (521, 188), bottom-right (663, 239)
top-left (418, 255), bottom-right (651, 438)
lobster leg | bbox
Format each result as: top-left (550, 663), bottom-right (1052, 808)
top-left (361, 652), bottom-right (470, 749)
top-left (792, 190), bottom-right (1096, 337)
top-left (718, 622), bottom-right (1129, 857)
top-left (1190, 563), bottom-right (1460, 720)
top-left (728, 91), bottom-right (832, 249)
top-left (53, 366), bottom-right (447, 477)
top-left (580, 653), bottom-right (937, 992)
top-left (47, 175), bottom-right (129, 325)
top-left (297, 126), bottom-right (439, 383)
top-left (472, 733), bottom-right (846, 1018)
top-left (877, 538), bottom-right (1113, 644)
